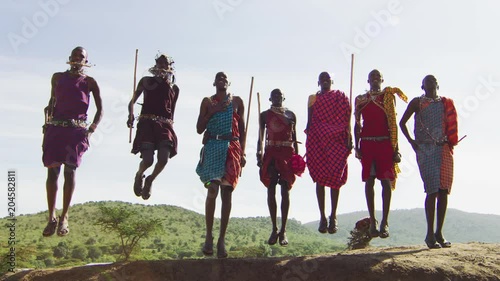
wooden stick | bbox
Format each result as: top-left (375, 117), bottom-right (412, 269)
top-left (243, 76), bottom-right (254, 151)
top-left (349, 53), bottom-right (354, 107)
top-left (257, 92), bottom-right (261, 118)
top-left (129, 49), bottom-right (138, 143)
top-left (348, 54), bottom-right (355, 149)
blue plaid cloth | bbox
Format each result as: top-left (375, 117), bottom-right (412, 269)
top-left (415, 101), bottom-right (445, 194)
top-left (196, 96), bottom-right (233, 184)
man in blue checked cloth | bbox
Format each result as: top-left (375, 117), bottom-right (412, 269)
top-left (127, 53), bottom-right (179, 200)
top-left (196, 71), bottom-right (246, 259)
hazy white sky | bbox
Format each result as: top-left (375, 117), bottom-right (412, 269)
top-left (1, 0), bottom-right (499, 224)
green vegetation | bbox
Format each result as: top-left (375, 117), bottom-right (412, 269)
top-left (96, 204), bottom-right (163, 261)
top-left (0, 201), bottom-right (344, 273)
top-left (1, 201), bottom-right (499, 274)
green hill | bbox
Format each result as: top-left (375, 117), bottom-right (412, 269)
top-left (1, 201), bottom-right (343, 272)
top-left (2, 201), bottom-right (499, 273)
top-left (304, 208), bottom-right (500, 246)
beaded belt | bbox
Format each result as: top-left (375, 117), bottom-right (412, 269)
top-left (46, 119), bottom-right (88, 128)
top-left (417, 137), bottom-right (448, 146)
top-left (206, 133), bottom-right (238, 141)
top-left (266, 140), bottom-right (293, 147)
top-left (138, 114), bottom-right (173, 126)
top-left (361, 136), bottom-right (389, 141)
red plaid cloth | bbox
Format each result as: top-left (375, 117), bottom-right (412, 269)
top-left (260, 110), bottom-right (296, 188)
top-left (440, 144), bottom-right (454, 194)
top-left (224, 113), bottom-right (243, 188)
top-left (306, 90), bottom-right (351, 189)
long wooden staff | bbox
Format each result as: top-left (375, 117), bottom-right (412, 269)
top-left (243, 76), bottom-right (254, 153)
top-left (349, 53), bottom-right (354, 108)
top-left (348, 53), bottom-right (355, 150)
top-left (256, 92), bottom-right (261, 120)
top-left (129, 49), bottom-right (138, 143)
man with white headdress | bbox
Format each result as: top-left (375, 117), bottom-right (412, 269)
top-left (127, 53), bottom-right (179, 200)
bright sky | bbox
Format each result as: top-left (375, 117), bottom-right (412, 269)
top-left (1, 0), bottom-right (499, 224)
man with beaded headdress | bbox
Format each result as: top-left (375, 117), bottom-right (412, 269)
top-left (354, 69), bottom-right (407, 239)
top-left (306, 71), bottom-right (352, 236)
top-left (127, 52), bottom-right (179, 200)
top-left (257, 88), bottom-right (299, 247)
top-left (42, 46), bottom-right (103, 237)
top-left (399, 75), bottom-right (458, 249)
top-left (196, 71), bottom-right (246, 258)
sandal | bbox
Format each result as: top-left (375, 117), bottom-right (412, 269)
top-left (369, 220), bottom-right (380, 238)
top-left (134, 174), bottom-right (144, 197)
top-left (379, 223), bottom-right (389, 239)
top-left (42, 217), bottom-right (58, 237)
top-left (142, 176), bottom-right (153, 200)
top-left (216, 238), bottom-right (228, 259)
top-left (202, 236), bottom-right (214, 256)
top-left (268, 230), bottom-right (279, 245)
top-left (279, 232), bottom-right (288, 247)
top-left (435, 233), bottom-right (451, 248)
top-left (328, 216), bottom-right (338, 234)
top-left (57, 217), bottom-right (69, 237)
top-left (425, 238), bottom-right (441, 249)
top-left (318, 218), bottom-right (328, 234)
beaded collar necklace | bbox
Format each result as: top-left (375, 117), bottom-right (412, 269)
top-left (270, 106), bottom-right (286, 114)
top-left (420, 94), bottom-right (441, 103)
top-left (210, 93), bottom-right (232, 106)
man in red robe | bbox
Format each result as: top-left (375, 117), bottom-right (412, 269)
top-left (306, 72), bottom-right (352, 235)
top-left (257, 89), bottom-right (299, 246)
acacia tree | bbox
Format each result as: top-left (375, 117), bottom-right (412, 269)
top-left (96, 205), bottom-right (163, 261)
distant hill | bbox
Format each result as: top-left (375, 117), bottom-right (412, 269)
top-left (1, 201), bottom-right (499, 274)
top-left (304, 208), bottom-right (500, 246)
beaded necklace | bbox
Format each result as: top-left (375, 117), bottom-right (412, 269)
top-left (210, 93), bottom-right (232, 107)
top-left (420, 94), bottom-right (441, 103)
top-left (270, 106), bottom-right (286, 114)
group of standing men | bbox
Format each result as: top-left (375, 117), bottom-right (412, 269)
top-left (41, 47), bottom-right (458, 258)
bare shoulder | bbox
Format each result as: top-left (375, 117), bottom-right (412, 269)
top-left (85, 75), bottom-right (97, 84)
top-left (52, 72), bottom-right (64, 81)
top-left (355, 93), bottom-right (368, 100)
top-left (308, 94), bottom-right (317, 107)
top-left (232, 95), bottom-right (244, 104)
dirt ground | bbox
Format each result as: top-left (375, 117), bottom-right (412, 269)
top-left (2, 242), bottom-right (499, 281)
